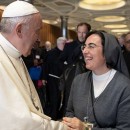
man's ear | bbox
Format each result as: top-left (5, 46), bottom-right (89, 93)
top-left (16, 23), bottom-right (22, 38)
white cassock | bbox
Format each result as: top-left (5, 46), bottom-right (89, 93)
top-left (0, 33), bottom-right (67, 130)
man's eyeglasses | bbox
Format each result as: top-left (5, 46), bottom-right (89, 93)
top-left (81, 43), bottom-right (102, 51)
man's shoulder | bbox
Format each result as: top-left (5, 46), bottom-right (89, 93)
top-left (67, 40), bottom-right (79, 44)
top-left (47, 47), bottom-right (59, 56)
top-left (64, 40), bottom-right (79, 49)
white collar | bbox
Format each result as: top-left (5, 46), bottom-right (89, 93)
top-left (92, 69), bottom-right (112, 81)
top-left (0, 33), bottom-right (21, 58)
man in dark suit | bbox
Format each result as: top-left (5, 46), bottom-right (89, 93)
top-left (123, 32), bottom-right (130, 75)
top-left (59, 22), bottom-right (91, 117)
top-left (60, 22), bottom-right (91, 64)
top-left (42, 37), bottom-right (67, 120)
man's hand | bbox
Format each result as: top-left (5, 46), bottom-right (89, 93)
top-left (62, 117), bottom-right (85, 130)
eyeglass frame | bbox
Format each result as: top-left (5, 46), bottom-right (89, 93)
top-left (81, 42), bottom-right (102, 51)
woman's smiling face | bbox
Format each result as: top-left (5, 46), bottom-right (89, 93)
top-left (82, 34), bottom-right (106, 73)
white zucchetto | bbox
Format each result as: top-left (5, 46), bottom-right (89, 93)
top-left (2, 0), bottom-right (39, 18)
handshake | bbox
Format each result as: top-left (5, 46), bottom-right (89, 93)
top-left (62, 117), bottom-right (92, 130)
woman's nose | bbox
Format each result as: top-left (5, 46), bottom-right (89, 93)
top-left (82, 47), bottom-right (89, 54)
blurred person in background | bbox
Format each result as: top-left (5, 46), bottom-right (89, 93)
top-left (45, 41), bottom-right (52, 51)
top-left (60, 22), bottom-right (91, 64)
top-left (118, 33), bottom-right (126, 50)
top-left (42, 37), bottom-right (67, 120)
top-left (40, 40), bottom-right (52, 64)
top-left (123, 32), bottom-right (130, 75)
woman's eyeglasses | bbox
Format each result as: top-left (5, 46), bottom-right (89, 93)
top-left (81, 43), bottom-right (102, 51)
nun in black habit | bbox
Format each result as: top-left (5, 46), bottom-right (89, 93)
top-left (62, 30), bottom-right (130, 130)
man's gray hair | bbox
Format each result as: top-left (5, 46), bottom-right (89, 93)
top-left (57, 37), bottom-right (67, 45)
top-left (0, 15), bottom-right (33, 33)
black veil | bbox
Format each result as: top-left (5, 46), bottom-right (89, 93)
top-left (102, 32), bottom-right (129, 77)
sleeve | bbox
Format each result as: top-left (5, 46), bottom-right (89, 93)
top-left (59, 44), bottom-right (69, 63)
top-left (115, 86), bottom-right (130, 130)
top-left (65, 78), bottom-right (75, 118)
top-left (67, 44), bottom-right (82, 64)
top-left (0, 63), bottom-right (68, 130)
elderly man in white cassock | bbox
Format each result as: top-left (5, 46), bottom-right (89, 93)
top-left (0, 1), bottom-right (70, 130)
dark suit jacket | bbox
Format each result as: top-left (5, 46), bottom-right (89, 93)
top-left (42, 47), bottom-right (64, 80)
top-left (59, 39), bottom-right (84, 64)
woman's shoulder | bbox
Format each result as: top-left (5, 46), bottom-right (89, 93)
top-left (113, 71), bottom-right (130, 100)
top-left (113, 71), bottom-right (130, 93)
top-left (115, 71), bottom-right (130, 84)
top-left (73, 71), bottom-right (91, 83)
